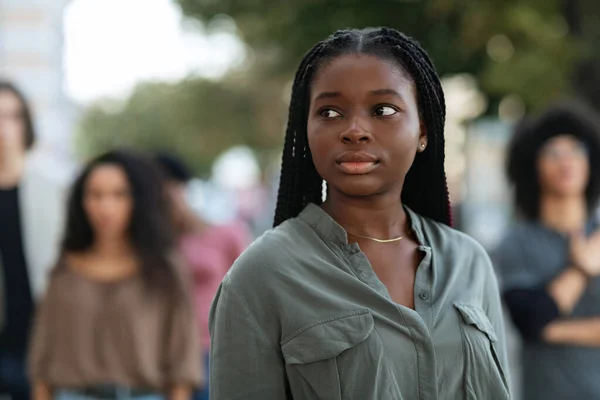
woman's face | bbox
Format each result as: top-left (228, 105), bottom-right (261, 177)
top-left (0, 90), bottom-right (26, 156)
top-left (307, 54), bottom-right (426, 200)
top-left (537, 134), bottom-right (589, 198)
top-left (165, 179), bottom-right (190, 229)
top-left (83, 164), bottom-right (134, 240)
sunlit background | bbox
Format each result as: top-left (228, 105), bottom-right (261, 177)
top-left (3, 0), bottom-right (598, 270)
top-left (4, 2), bottom-right (600, 396)
top-left (5, 0), bottom-right (583, 245)
top-left (63, 0), bottom-right (246, 103)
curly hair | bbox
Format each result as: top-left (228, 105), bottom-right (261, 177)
top-left (273, 27), bottom-right (451, 227)
top-left (154, 151), bottom-right (193, 183)
top-left (61, 149), bottom-right (178, 289)
top-left (506, 100), bottom-right (600, 220)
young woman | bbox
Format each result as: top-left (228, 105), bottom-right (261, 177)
top-left (495, 102), bottom-right (600, 400)
top-left (28, 150), bottom-right (201, 400)
top-left (155, 153), bottom-right (250, 400)
top-left (209, 27), bottom-right (510, 399)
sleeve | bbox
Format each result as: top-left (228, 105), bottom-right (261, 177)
top-left (209, 280), bottom-right (289, 399)
top-left (27, 280), bottom-right (56, 381)
top-left (492, 233), bottom-right (562, 340)
top-left (164, 267), bottom-right (203, 387)
top-left (481, 253), bottom-right (512, 393)
top-left (503, 287), bottom-right (560, 341)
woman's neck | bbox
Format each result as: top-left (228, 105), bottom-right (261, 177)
top-left (539, 194), bottom-right (587, 234)
top-left (322, 193), bottom-right (408, 239)
top-left (176, 212), bottom-right (209, 236)
top-left (90, 237), bottom-right (134, 258)
top-left (0, 151), bottom-right (25, 188)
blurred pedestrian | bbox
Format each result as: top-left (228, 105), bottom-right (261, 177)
top-left (28, 150), bottom-right (201, 400)
top-left (0, 81), bottom-right (66, 400)
top-left (495, 101), bottom-right (600, 399)
top-left (209, 27), bottom-right (509, 400)
top-left (155, 152), bottom-right (250, 400)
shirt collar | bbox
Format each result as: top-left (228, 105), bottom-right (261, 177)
top-left (297, 202), bottom-right (427, 246)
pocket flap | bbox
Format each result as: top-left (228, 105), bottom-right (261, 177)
top-left (453, 303), bottom-right (497, 342)
top-left (281, 310), bottom-right (374, 365)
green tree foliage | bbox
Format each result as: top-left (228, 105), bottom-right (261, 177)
top-left (76, 75), bottom-right (287, 175)
top-left (78, 0), bottom-right (593, 175)
top-left (177, 0), bottom-right (582, 111)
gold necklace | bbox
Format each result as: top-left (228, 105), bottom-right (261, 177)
top-left (347, 232), bottom-right (404, 243)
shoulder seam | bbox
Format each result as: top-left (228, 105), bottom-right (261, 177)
top-left (220, 281), bottom-right (281, 352)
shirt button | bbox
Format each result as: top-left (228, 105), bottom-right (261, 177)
top-left (419, 292), bottom-right (430, 300)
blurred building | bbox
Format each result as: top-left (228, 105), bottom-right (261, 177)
top-left (461, 118), bottom-right (513, 250)
top-left (0, 0), bottom-right (77, 180)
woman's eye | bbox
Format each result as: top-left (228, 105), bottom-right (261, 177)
top-left (319, 109), bottom-right (342, 118)
top-left (374, 106), bottom-right (398, 116)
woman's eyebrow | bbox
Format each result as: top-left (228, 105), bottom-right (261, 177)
top-left (314, 89), bottom-right (404, 101)
top-left (314, 91), bottom-right (341, 100)
top-left (368, 88), bottom-right (402, 98)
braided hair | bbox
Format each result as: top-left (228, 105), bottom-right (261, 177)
top-left (273, 27), bottom-right (452, 227)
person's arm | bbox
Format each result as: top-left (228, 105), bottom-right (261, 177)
top-left (546, 266), bottom-right (588, 314)
top-left (503, 286), bottom-right (560, 341)
top-left (502, 266), bottom-right (588, 341)
top-left (504, 269), bottom-right (600, 346)
top-left (502, 267), bottom-right (585, 339)
top-left (503, 229), bottom-right (600, 341)
top-left (209, 280), bottom-right (288, 399)
top-left (28, 276), bottom-right (57, 400)
top-left (537, 231), bottom-right (600, 347)
top-left (168, 385), bottom-right (193, 400)
top-left (164, 266), bottom-right (204, 399)
top-left (32, 381), bottom-right (52, 400)
top-left (543, 317), bottom-right (600, 347)
top-left (481, 254), bottom-right (510, 391)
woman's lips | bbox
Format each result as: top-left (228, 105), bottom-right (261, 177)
top-left (337, 161), bottom-right (378, 175)
top-left (335, 151), bottom-right (379, 174)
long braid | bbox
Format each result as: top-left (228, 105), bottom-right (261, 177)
top-left (274, 44), bottom-right (325, 226)
top-left (274, 27), bottom-right (452, 227)
top-left (383, 40), bottom-right (449, 224)
top-left (367, 29), bottom-right (451, 225)
top-left (300, 33), bottom-right (355, 208)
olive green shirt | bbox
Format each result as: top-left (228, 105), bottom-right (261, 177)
top-left (209, 203), bottom-right (510, 400)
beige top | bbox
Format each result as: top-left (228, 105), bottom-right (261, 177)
top-left (28, 262), bottom-right (202, 391)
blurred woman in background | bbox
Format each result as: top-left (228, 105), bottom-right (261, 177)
top-left (496, 101), bottom-right (600, 400)
top-left (155, 153), bottom-right (250, 400)
top-left (28, 150), bottom-right (201, 400)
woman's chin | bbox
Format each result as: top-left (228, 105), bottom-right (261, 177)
top-left (328, 181), bottom-right (385, 199)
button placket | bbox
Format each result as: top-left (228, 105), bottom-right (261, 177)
top-left (344, 244), bottom-right (392, 295)
top-left (340, 244), bottom-right (369, 282)
top-left (414, 245), bottom-right (433, 330)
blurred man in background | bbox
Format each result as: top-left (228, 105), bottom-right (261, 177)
top-left (495, 101), bottom-right (600, 400)
top-left (0, 81), bottom-right (66, 400)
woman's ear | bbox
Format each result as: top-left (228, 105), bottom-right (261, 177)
top-left (418, 122), bottom-right (428, 153)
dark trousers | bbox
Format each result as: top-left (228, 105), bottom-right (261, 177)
top-left (0, 352), bottom-right (29, 400)
top-left (193, 352), bottom-right (210, 400)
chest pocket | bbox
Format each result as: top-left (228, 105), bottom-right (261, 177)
top-left (454, 303), bottom-right (510, 400)
top-left (281, 310), bottom-right (402, 400)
